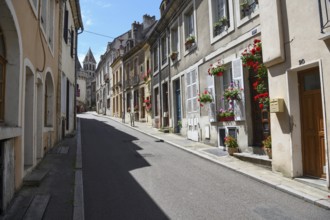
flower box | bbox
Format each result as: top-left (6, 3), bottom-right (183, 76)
top-left (219, 116), bottom-right (235, 122)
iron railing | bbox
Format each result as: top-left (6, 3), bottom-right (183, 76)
top-left (318, 0), bottom-right (330, 33)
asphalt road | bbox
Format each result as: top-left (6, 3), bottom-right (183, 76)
top-left (79, 114), bottom-right (330, 220)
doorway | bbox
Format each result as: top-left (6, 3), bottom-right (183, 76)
top-left (299, 67), bottom-right (326, 178)
top-left (174, 79), bottom-right (181, 132)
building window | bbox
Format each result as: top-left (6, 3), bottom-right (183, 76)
top-left (154, 87), bottom-right (159, 116)
top-left (186, 69), bottom-right (198, 113)
top-left (134, 58), bottom-right (138, 75)
top-left (153, 45), bottom-right (159, 72)
top-left (161, 35), bottom-right (167, 66)
top-left (45, 72), bottom-right (54, 127)
top-left (239, 0), bottom-right (259, 20)
top-left (170, 23), bottom-right (180, 62)
top-left (185, 8), bottom-right (194, 38)
top-left (41, 0), bottom-right (55, 50)
top-left (212, 0), bottom-right (229, 37)
top-left (0, 56), bottom-right (5, 122)
top-left (184, 6), bottom-right (196, 50)
top-left (219, 65), bottom-right (232, 109)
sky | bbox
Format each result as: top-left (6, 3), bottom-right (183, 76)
top-left (78, 0), bottom-right (161, 65)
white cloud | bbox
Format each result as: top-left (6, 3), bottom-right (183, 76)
top-left (82, 10), bottom-right (93, 27)
top-left (96, 1), bottom-right (112, 8)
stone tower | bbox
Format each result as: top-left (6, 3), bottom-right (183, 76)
top-left (82, 48), bottom-right (97, 109)
top-left (83, 48), bottom-right (96, 78)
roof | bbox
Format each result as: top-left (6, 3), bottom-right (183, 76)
top-left (83, 48), bottom-right (96, 64)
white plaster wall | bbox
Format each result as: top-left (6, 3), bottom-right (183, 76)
top-left (261, 0), bottom-right (330, 180)
top-left (77, 77), bottom-right (87, 104)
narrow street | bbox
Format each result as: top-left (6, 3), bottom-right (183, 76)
top-left (79, 114), bottom-right (330, 220)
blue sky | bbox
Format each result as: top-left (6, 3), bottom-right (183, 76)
top-left (78, 0), bottom-right (161, 65)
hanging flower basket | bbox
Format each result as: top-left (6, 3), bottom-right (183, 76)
top-left (197, 90), bottom-right (213, 107)
top-left (223, 82), bottom-right (243, 101)
top-left (208, 60), bottom-right (226, 76)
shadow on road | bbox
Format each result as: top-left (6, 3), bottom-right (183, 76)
top-left (80, 118), bottom-right (169, 220)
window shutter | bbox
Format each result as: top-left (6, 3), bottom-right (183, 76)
top-left (64, 9), bottom-right (69, 44)
top-left (232, 58), bottom-right (245, 121)
top-left (185, 71), bottom-right (191, 113)
top-left (191, 70), bottom-right (198, 112)
top-left (70, 29), bottom-right (74, 58)
top-left (207, 75), bottom-right (216, 122)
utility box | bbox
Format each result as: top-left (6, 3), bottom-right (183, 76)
top-left (270, 98), bottom-right (284, 113)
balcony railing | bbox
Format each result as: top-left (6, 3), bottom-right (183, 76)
top-left (318, 0), bottom-right (330, 33)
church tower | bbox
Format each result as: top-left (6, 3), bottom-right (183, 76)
top-left (83, 48), bottom-right (96, 77)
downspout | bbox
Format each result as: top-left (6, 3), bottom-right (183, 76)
top-left (167, 28), bottom-right (172, 129)
top-left (74, 27), bottom-right (83, 130)
top-left (158, 37), bottom-right (162, 128)
top-left (74, 0), bottom-right (84, 129)
top-left (122, 62), bottom-right (125, 123)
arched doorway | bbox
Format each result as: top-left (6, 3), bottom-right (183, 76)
top-left (24, 67), bottom-right (34, 167)
top-left (36, 76), bottom-right (43, 159)
top-left (45, 72), bottom-right (54, 128)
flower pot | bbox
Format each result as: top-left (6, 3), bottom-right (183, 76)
top-left (227, 147), bottom-right (238, 156)
top-left (219, 116), bottom-right (235, 122)
top-left (170, 53), bottom-right (178, 61)
top-left (265, 148), bottom-right (272, 159)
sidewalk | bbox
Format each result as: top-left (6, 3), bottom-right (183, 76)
top-left (93, 112), bottom-right (330, 210)
top-left (1, 134), bottom-right (78, 220)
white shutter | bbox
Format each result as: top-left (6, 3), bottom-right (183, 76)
top-left (192, 69), bottom-right (198, 112)
top-left (232, 58), bottom-right (245, 121)
top-left (207, 75), bottom-right (216, 122)
top-left (186, 71), bottom-right (191, 113)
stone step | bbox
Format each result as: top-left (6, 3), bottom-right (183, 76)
top-left (23, 169), bottom-right (49, 186)
top-left (233, 152), bottom-right (272, 169)
top-left (23, 194), bottom-right (51, 220)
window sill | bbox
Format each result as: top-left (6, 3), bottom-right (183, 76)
top-left (171, 58), bottom-right (181, 66)
top-left (184, 44), bottom-right (197, 57)
top-left (0, 126), bottom-right (22, 140)
top-left (236, 9), bottom-right (259, 28)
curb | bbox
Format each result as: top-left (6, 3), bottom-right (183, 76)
top-left (73, 118), bottom-right (85, 220)
top-left (92, 113), bottom-right (330, 210)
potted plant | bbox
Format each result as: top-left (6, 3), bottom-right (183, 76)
top-left (214, 16), bottom-right (228, 35)
top-left (197, 89), bottom-right (213, 107)
top-left (176, 120), bottom-right (182, 133)
top-left (170, 51), bottom-right (178, 61)
top-left (240, 0), bottom-right (249, 10)
top-left (185, 35), bottom-right (195, 49)
top-left (134, 105), bottom-right (139, 112)
top-left (223, 82), bottom-right (243, 101)
top-left (218, 108), bottom-right (235, 121)
top-left (262, 136), bottom-right (272, 159)
top-left (224, 135), bottom-right (238, 155)
top-left (208, 60), bottom-right (226, 76)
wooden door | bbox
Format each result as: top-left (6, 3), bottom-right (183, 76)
top-left (299, 68), bottom-right (326, 178)
top-left (249, 74), bottom-right (263, 146)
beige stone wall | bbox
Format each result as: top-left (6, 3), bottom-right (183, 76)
top-left (260, 0), bottom-right (330, 182)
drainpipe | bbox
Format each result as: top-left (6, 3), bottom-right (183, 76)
top-left (158, 37), bottom-right (162, 128)
top-left (74, 27), bottom-right (84, 130)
